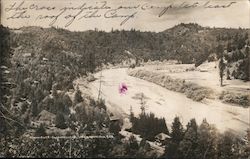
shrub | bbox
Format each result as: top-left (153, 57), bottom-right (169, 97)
top-left (219, 91), bottom-right (250, 107)
top-left (128, 69), bottom-right (212, 102)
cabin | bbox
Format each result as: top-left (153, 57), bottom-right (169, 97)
top-left (10, 28), bottom-right (23, 34)
top-left (37, 110), bottom-right (56, 126)
top-left (42, 57), bottom-right (49, 61)
top-left (109, 115), bottom-right (122, 135)
top-left (155, 132), bottom-right (171, 145)
top-left (0, 65), bottom-right (8, 69)
top-left (23, 53), bottom-right (32, 58)
top-left (3, 70), bottom-right (10, 74)
top-left (109, 115), bottom-right (120, 122)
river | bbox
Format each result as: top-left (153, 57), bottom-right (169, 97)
top-left (87, 68), bottom-right (249, 136)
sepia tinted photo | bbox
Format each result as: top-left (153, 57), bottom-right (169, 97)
top-left (0, 0), bottom-right (249, 158)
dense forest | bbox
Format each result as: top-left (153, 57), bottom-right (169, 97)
top-left (164, 117), bottom-right (249, 159)
top-left (0, 25), bottom-right (119, 157)
top-left (129, 110), bottom-right (250, 159)
top-left (0, 23), bottom-right (249, 158)
top-left (10, 23), bottom-right (249, 79)
top-left (128, 95), bottom-right (250, 159)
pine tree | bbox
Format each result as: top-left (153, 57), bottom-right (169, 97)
top-left (216, 44), bottom-right (226, 86)
top-left (195, 119), bottom-right (218, 159)
top-left (109, 121), bottom-right (121, 135)
top-left (227, 42), bottom-right (232, 52)
top-left (217, 131), bottom-right (236, 159)
top-left (88, 47), bottom-right (96, 73)
top-left (171, 117), bottom-right (184, 144)
top-left (216, 44), bottom-right (224, 57)
top-left (55, 112), bottom-right (67, 129)
top-left (186, 118), bottom-right (198, 132)
top-left (219, 55), bottom-right (226, 87)
top-left (161, 118), bottom-right (170, 135)
top-left (129, 106), bottom-right (135, 125)
top-left (139, 93), bottom-right (146, 115)
top-left (62, 94), bottom-right (72, 108)
top-left (239, 129), bottom-right (250, 158)
top-left (126, 135), bottom-right (139, 156)
top-left (165, 117), bottom-right (184, 159)
top-left (226, 69), bottom-right (231, 80)
top-left (31, 99), bottom-right (38, 117)
top-left (178, 119), bottom-right (198, 159)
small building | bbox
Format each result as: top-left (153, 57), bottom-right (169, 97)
top-left (23, 53), bottom-right (32, 58)
top-left (42, 57), bottom-right (49, 61)
top-left (109, 115), bottom-right (122, 135)
top-left (122, 58), bottom-right (136, 66)
top-left (109, 115), bottom-right (120, 122)
top-left (11, 29), bottom-right (23, 34)
top-left (0, 65), bottom-right (8, 69)
top-left (155, 133), bottom-right (171, 145)
top-left (30, 121), bottom-right (41, 128)
top-left (33, 81), bottom-right (39, 84)
top-left (37, 110), bottom-right (56, 126)
top-left (3, 70), bottom-right (10, 74)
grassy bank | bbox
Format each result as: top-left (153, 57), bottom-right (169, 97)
top-left (128, 69), bottom-right (213, 102)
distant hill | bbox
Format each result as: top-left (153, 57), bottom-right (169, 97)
top-left (9, 23), bottom-right (250, 80)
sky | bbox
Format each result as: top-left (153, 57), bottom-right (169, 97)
top-left (1, 0), bottom-right (250, 32)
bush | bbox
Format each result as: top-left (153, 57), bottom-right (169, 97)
top-left (128, 69), bottom-right (212, 101)
top-left (219, 91), bottom-right (250, 107)
top-left (186, 89), bottom-right (206, 101)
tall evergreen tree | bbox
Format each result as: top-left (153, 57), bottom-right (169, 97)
top-left (217, 131), bottom-right (236, 159)
top-left (129, 106), bottom-right (135, 122)
top-left (219, 55), bottom-right (226, 87)
top-left (125, 135), bottom-right (139, 157)
top-left (165, 116), bottom-right (184, 159)
top-left (178, 118), bottom-right (198, 159)
top-left (31, 99), bottom-right (38, 117)
top-left (55, 112), bottom-right (67, 129)
top-left (186, 118), bottom-right (198, 132)
top-left (195, 119), bottom-right (218, 159)
top-left (171, 117), bottom-right (184, 144)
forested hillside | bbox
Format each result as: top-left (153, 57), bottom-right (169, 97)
top-left (10, 23), bottom-right (249, 80)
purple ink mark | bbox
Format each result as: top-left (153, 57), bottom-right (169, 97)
top-left (119, 83), bottom-right (128, 95)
